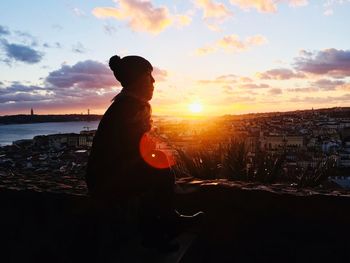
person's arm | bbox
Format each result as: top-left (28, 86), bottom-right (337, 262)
top-left (117, 100), bottom-right (152, 167)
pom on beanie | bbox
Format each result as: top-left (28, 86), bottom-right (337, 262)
top-left (109, 55), bottom-right (122, 72)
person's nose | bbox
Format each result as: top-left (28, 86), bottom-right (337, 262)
top-left (151, 75), bottom-right (155, 83)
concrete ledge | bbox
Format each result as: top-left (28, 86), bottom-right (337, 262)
top-left (1, 182), bottom-right (350, 262)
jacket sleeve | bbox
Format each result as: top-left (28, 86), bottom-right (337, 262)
top-left (115, 100), bottom-right (152, 167)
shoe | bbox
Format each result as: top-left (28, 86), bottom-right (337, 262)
top-left (174, 210), bottom-right (204, 224)
top-left (164, 210), bottom-right (205, 236)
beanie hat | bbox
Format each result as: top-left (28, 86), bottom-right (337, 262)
top-left (109, 55), bottom-right (153, 87)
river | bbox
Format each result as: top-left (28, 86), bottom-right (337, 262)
top-left (0, 121), bottom-right (100, 146)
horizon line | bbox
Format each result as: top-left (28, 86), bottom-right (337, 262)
top-left (1, 106), bottom-right (350, 119)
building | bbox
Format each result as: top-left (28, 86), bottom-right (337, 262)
top-left (260, 135), bottom-right (304, 152)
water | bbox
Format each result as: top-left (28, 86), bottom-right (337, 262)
top-left (0, 121), bottom-right (100, 146)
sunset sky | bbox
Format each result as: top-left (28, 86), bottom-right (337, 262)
top-left (0, 0), bottom-right (349, 117)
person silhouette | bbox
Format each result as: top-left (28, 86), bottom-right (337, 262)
top-left (85, 55), bottom-right (203, 251)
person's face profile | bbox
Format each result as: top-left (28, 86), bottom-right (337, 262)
top-left (138, 69), bottom-right (155, 100)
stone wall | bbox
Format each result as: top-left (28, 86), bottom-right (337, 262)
top-left (1, 182), bottom-right (350, 262)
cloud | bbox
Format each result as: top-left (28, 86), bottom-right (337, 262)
top-left (0, 92), bottom-right (52, 104)
top-left (93, 0), bottom-right (190, 34)
top-left (222, 85), bottom-right (234, 94)
top-left (0, 60), bottom-right (135, 113)
top-left (72, 42), bottom-right (87, 53)
top-left (268, 88), bottom-right (282, 95)
top-left (195, 46), bottom-right (217, 56)
top-left (244, 35), bottom-right (268, 46)
top-left (196, 34), bottom-right (267, 55)
top-left (229, 0), bottom-right (277, 13)
top-left (310, 78), bottom-right (345, 91)
top-left (0, 83), bottom-right (45, 94)
top-left (0, 59), bottom-right (169, 113)
top-left (0, 39), bottom-right (43, 64)
top-left (73, 7), bottom-right (86, 17)
top-left (340, 83), bottom-right (350, 91)
top-left (0, 83), bottom-right (52, 103)
top-left (217, 74), bottom-right (237, 78)
top-left (258, 68), bottom-right (305, 80)
top-left (287, 78), bottom-right (346, 93)
top-left (294, 49), bottom-right (350, 77)
top-left (229, 0), bottom-right (308, 13)
top-left (324, 9), bottom-right (333, 16)
top-left (239, 83), bottom-right (270, 89)
top-left (196, 0), bottom-right (233, 19)
top-left (54, 42), bottom-right (62, 48)
top-left (46, 60), bottom-right (117, 89)
top-left (0, 25), bottom-right (10, 35)
top-left (14, 30), bottom-right (38, 46)
top-left (218, 34), bottom-right (267, 49)
top-left (288, 0), bottom-right (308, 7)
top-left (197, 74), bottom-right (254, 86)
top-left (289, 93), bottom-right (350, 104)
top-left (215, 94), bottom-right (256, 104)
top-left (323, 0), bottom-right (350, 16)
top-left (239, 77), bottom-right (253, 82)
top-left (153, 67), bottom-right (168, 82)
top-left (288, 87), bottom-right (318, 93)
top-left (43, 42), bottom-right (62, 49)
top-left (198, 74), bottom-right (237, 85)
top-left (217, 34), bottom-right (245, 50)
top-left (173, 14), bottom-right (192, 27)
top-left (0, 83), bottom-right (115, 114)
top-left (0, 26), bottom-right (45, 64)
top-left (104, 24), bottom-right (118, 35)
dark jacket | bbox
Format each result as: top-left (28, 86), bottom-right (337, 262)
top-left (85, 91), bottom-right (152, 201)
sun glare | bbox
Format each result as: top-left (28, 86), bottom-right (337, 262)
top-left (189, 102), bottom-right (203, 113)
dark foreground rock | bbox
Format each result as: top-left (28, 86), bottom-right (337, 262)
top-left (1, 181), bottom-right (350, 262)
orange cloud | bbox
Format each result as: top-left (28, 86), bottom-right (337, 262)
top-left (268, 88), bottom-right (282, 95)
top-left (239, 83), bottom-right (270, 89)
top-left (173, 14), bottom-right (192, 27)
top-left (229, 0), bottom-right (308, 13)
top-left (153, 67), bottom-right (168, 82)
top-left (195, 46), bottom-right (217, 56)
top-left (229, 0), bottom-right (277, 13)
top-left (93, 0), bottom-right (190, 34)
top-left (288, 0), bottom-right (308, 7)
top-left (195, 0), bottom-right (233, 31)
top-left (195, 34), bottom-right (268, 55)
top-left (257, 68), bottom-right (306, 80)
top-left (245, 35), bottom-right (268, 46)
top-left (195, 0), bottom-right (233, 19)
top-left (218, 35), bottom-right (245, 50)
top-left (198, 74), bottom-right (237, 85)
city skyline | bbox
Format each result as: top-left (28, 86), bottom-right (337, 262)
top-left (1, 0), bottom-right (350, 116)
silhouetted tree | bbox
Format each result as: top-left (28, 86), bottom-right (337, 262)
top-left (298, 157), bottom-right (336, 187)
top-left (176, 150), bottom-right (221, 180)
top-left (223, 140), bottom-right (248, 180)
top-left (252, 151), bottom-right (285, 183)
